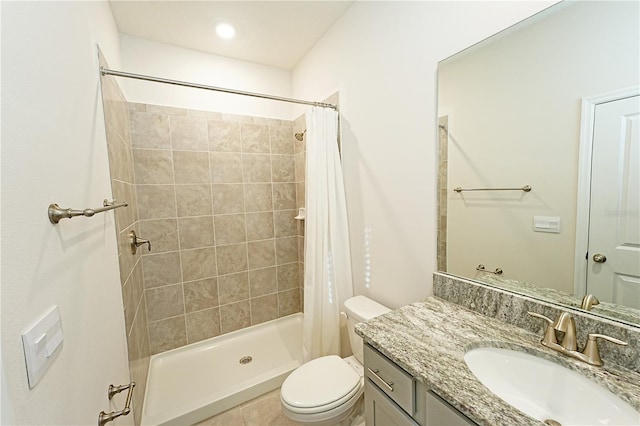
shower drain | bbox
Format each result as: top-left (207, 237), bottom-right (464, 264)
top-left (239, 356), bottom-right (253, 365)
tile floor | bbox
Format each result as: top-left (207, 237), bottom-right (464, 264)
top-left (195, 388), bottom-right (301, 426)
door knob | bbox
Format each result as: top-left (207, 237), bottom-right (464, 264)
top-left (593, 253), bottom-right (607, 263)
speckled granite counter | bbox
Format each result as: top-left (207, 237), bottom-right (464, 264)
top-left (356, 297), bottom-right (640, 426)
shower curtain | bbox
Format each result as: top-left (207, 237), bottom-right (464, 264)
top-left (303, 106), bottom-right (354, 362)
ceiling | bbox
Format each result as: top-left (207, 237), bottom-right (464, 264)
top-left (108, 1), bottom-right (354, 70)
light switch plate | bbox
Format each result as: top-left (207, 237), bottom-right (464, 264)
top-left (21, 306), bottom-right (63, 388)
top-left (533, 216), bottom-right (561, 233)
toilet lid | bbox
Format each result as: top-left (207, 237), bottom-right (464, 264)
top-left (281, 355), bottom-right (361, 410)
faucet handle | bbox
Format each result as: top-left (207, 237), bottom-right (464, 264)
top-left (581, 333), bottom-right (628, 367)
top-left (528, 312), bottom-right (557, 345)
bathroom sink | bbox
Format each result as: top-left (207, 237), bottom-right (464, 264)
top-left (464, 347), bottom-right (639, 425)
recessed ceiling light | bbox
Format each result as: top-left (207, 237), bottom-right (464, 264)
top-left (215, 23), bottom-right (236, 40)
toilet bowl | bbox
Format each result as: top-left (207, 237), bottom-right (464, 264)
top-left (280, 296), bottom-right (390, 425)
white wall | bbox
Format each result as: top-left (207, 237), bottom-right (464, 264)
top-left (292, 1), bottom-right (557, 308)
top-left (118, 35), bottom-right (293, 120)
top-left (1, 2), bottom-right (132, 424)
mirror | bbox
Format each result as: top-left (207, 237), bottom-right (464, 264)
top-left (437, 1), bottom-right (640, 327)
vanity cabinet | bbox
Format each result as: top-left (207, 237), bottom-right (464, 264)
top-left (364, 343), bottom-right (475, 426)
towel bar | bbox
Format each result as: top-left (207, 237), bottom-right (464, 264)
top-left (48, 199), bottom-right (128, 224)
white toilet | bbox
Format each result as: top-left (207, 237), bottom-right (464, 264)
top-left (280, 295), bottom-right (390, 425)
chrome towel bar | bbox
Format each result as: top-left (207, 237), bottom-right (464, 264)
top-left (476, 264), bottom-right (503, 275)
top-left (98, 382), bottom-right (135, 426)
top-left (48, 199), bottom-right (128, 224)
top-left (453, 185), bottom-right (531, 193)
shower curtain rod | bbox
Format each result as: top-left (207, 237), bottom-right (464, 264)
top-left (100, 67), bottom-right (338, 110)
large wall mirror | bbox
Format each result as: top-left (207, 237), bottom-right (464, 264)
top-left (437, 0), bottom-right (640, 327)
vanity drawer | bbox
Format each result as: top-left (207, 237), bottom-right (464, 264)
top-left (364, 343), bottom-right (415, 415)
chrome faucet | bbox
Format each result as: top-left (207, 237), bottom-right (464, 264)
top-left (580, 294), bottom-right (600, 311)
top-left (528, 311), bottom-right (627, 367)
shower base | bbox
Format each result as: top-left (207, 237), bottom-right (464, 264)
top-left (141, 313), bottom-right (303, 425)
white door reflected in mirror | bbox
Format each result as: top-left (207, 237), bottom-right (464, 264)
top-left (587, 95), bottom-right (640, 309)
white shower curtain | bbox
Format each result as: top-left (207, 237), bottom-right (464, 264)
top-left (303, 106), bottom-right (354, 362)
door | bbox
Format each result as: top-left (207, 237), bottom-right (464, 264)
top-left (586, 95), bottom-right (640, 309)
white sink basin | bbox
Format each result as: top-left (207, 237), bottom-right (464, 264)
top-left (464, 347), bottom-right (639, 425)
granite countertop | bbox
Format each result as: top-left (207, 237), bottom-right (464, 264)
top-left (356, 297), bottom-right (640, 426)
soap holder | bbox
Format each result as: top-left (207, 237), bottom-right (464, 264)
top-left (295, 207), bottom-right (306, 220)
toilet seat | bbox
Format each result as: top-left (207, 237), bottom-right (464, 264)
top-left (281, 355), bottom-right (362, 415)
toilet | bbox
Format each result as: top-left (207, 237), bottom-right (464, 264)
top-left (280, 295), bottom-right (390, 425)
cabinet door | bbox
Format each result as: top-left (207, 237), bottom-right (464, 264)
top-left (365, 379), bottom-right (418, 426)
top-left (426, 392), bottom-right (476, 426)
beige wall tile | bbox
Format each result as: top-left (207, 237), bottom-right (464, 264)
top-left (130, 111), bottom-right (171, 149)
top-left (218, 272), bottom-right (249, 305)
top-left (111, 180), bottom-right (136, 232)
top-left (216, 243), bottom-right (248, 275)
top-left (210, 152), bottom-right (243, 183)
top-left (122, 276), bottom-right (135, 333)
top-left (173, 150), bottom-right (210, 184)
top-left (101, 76), bottom-right (131, 144)
top-left (272, 183), bottom-right (296, 210)
top-left (184, 278), bottom-right (219, 313)
top-left (142, 252), bottom-right (182, 288)
top-left (181, 247), bottom-right (217, 282)
top-left (146, 284), bottom-right (185, 322)
top-left (106, 125), bottom-right (134, 183)
top-left (294, 152), bottom-right (305, 184)
top-left (131, 260), bottom-right (145, 310)
top-left (271, 155), bottom-right (295, 182)
top-left (132, 149), bottom-right (174, 184)
top-left (148, 316), bottom-right (187, 354)
top-left (242, 154), bottom-right (271, 183)
top-left (214, 214), bottom-right (246, 245)
top-left (136, 185), bottom-right (177, 220)
top-left (178, 216), bottom-right (215, 249)
top-left (244, 184), bottom-right (273, 212)
top-left (275, 237), bottom-right (298, 265)
top-left (117, 228), bottom-right (138, 286)
top-left (245, 212), bottom-right (274, 241)
top-left (146, 104), bottom-right (186, 116)
top-left (219, 301), bottom-right (251, 334)
top-left (170, 116), bottom-right (208, 151)
top-left (241, 124), bottom-right (269, 153)
top-left (274, 210), bottom-right (297, 238)
top-left (208, 121), bottom-right (241, 152)
top-left (139, 219), bottom-right (179, 254)
top-left (176, 184), bottom-right (213, 217)
top-left (186, 307), bottom-right (221, 343)
top-left (277, 263), bottom-right (299, 291)
top-left (249, 267), bottom-right (277, 297)
top-left (211, 184), bottom-right (244, 214)
top-left (247, 240), bottom-right (276, 270)
top-left (221, 112), bottom-right (251, 123)
top-left (123, 102), bottom-right (311, 355)
top-left (251, 294), bottom-right (278, 325)
top-left (278, 289), bottom-right (301, 317)
top-left (270, 126), bottom-right (293, 155)
top-left (128, 102), bottom-right (146, 112)
top-left (296, 182), bottom-right (305, 210)
top-left (188, 109), bottom-right (223, 120)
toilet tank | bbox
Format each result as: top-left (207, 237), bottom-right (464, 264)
top-left (344, 295), bottom-right (390, 364)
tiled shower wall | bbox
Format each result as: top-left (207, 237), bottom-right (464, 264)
top-left (437, 116), bottom-right (448, 271)
top-left (99, 53), bottom-right (149, 425)
top-left (128, 103), bottom-right (304, 354)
